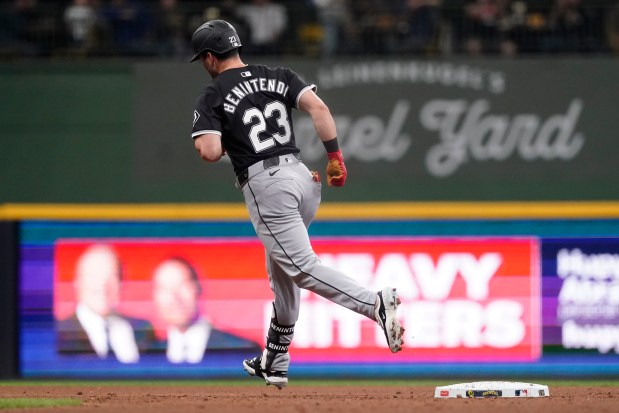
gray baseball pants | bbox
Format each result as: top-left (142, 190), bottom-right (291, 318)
top-left (241, 154), bottom-right (377, 370)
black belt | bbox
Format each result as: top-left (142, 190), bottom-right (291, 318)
top-left (237, 153), bottom-right (301, 187)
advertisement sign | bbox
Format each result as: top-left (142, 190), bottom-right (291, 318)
top-left (51, 237), bottom-right (540, 369)
top-left (131, 59), bottom-right (619, 202)
top-left (307, 237), bottom-right (541, 362)
top-left (542, 238), bottom-right (619, 354)
top-left (19, 221), bottom-right (619, 378)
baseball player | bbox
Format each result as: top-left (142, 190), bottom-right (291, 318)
top-left (189, 20), bottom-right (404, 389)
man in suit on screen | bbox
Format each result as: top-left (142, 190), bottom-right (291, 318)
top-left (56, 244), bottom-right (155, 363)
top-left (152, 257), bottom-right (260, 363)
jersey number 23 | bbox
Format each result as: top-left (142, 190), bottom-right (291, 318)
top-left (243, 101), bottom-right (291, 153)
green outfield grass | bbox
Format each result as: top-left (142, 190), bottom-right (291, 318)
top-left (0, 398), bottom-right (81, 409)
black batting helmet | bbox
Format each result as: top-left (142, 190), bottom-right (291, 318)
top-left (189, 20), bottom-right (242, 62)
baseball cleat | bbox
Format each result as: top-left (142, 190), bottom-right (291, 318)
top-left (243, 355), bottom-right (288, 389)
top-left (375, 287), bottom-right (404, 353)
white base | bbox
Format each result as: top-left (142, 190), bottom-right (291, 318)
top-left (434, 381), bottom-right (549, 398)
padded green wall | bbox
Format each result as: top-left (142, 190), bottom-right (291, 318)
top-left (2, 58), bottom-right (619, 203)
top-left (0, 64), bottom-right (133, 202)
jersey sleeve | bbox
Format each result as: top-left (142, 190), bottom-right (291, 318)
top-left (284, 69), bottom-right (317, 110)
top-left (191, 87), bottom-right (223, 139)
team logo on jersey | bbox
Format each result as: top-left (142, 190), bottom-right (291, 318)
top-left (193, 110), bottom-right (200, 127)
top-left (241, 71), bottom-right (252, 78)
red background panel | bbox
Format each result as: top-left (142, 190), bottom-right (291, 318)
top-left (54, 237), bottom-right (540, 362)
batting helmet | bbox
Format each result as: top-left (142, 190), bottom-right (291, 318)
top-left (189, 20), bottom-right (242, 62)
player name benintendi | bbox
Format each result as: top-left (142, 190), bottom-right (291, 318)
top-left (223, 77), bottom-right (290, 113)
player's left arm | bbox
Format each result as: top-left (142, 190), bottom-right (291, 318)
top-left (298, 90), bottom-right (347, 187)
top-left (194, 133), bottom-right (226, 162)
top-left (298, 89), bottom-right (337, 144)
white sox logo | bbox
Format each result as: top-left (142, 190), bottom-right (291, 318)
top-left (193, 110), bottom-right (200, 127)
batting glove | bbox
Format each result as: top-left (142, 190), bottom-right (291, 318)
top-left (326, 150), bottom-right (347, 187)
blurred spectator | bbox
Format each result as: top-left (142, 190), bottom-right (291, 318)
top-left (392, 0), bottom-right (441, 55)
top-left (1, 0), bottom-right (618, 59)
top-left (101, 0), bottom-right (154, 56)
top-left (4, 0), bottom-right (61, 57)
top-left (498, 0), bottom-right (535, 55)
top-left (63, 0), bottom-right (97, 52)
top-left (541, 0), bottom-right (591, 53)
top-left (459, 0), bottom-right (519, 56)
top-left (607, 2), bottom-right (619, 53)
top-left (0, 3), bottom-right (19, 55)
top-left (236, 0), bottom-right (288, 55)
top-left (311, 0), bottom-right (356, 58)
top-left (462, 0), bottom-right (499, 55)
top-left (352, 0), bottom-right (399, 55)
top-left (153, 0), bottom-right (188, 57)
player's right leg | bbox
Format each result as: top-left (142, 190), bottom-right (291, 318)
top-left (243, 257), bottom-right (300, 389)
top-left (242, 313), bottom-right (294, 389)
top-left (243, 348), bottom-right (289, 389)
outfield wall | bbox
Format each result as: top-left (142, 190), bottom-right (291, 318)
top-left (2, 204), bottom-right (619, 379)
top-left (2, 58), bottom-right (619, 203)
top-left (2, 56), bottom-right (619, 378)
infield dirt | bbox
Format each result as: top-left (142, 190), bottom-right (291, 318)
top-left (0, 384), bottom-right (617, 413)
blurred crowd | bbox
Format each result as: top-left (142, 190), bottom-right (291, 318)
top-left (1, 0), bottom-right (618, 59)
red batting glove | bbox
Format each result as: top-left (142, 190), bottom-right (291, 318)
top-left (326, 150), bottom-right (347, 187)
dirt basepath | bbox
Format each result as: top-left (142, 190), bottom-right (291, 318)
top-left (1, 384), bottom-right (617, 413)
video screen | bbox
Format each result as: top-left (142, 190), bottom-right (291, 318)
top-left (19, 221), bottom-right (619, 378)
top-left (541, 238), bottom-right (619, 355)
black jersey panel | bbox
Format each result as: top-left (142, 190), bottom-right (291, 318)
top-left (192, 65), bottom-right (314, 175)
